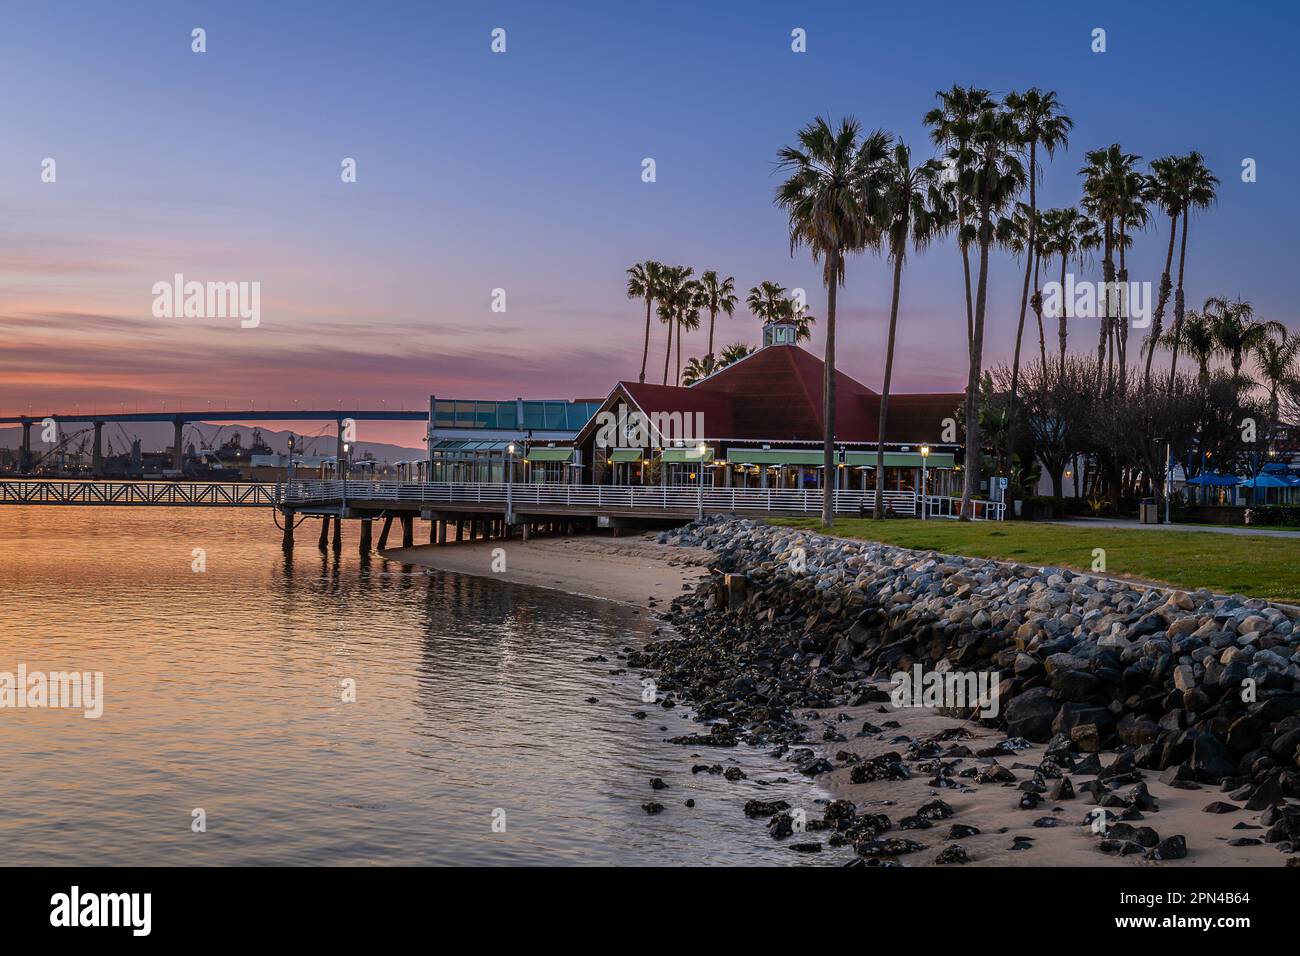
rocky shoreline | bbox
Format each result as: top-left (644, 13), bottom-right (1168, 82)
top-left (631, 515), bottom-right (1300, 865)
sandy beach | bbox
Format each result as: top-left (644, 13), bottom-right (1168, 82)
top-left (383, 532), bottom-right (710, 615)
top-left (386, 529), bottom-right (1291, 867)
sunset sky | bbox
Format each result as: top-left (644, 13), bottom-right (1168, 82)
top-left (2, 1), bottom-right (1295, 446)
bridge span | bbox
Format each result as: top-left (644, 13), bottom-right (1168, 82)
top-left (0, 408), bottom-right (427, 473)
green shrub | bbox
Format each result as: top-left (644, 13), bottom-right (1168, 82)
top-left (1248, 504), bottom-right (1300, 526)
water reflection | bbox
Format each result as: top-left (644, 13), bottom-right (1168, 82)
top-left (0, 507), bottom-right (842, 865)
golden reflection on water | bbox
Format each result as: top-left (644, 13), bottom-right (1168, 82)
top-left (0, 507), bottom-right (836, 865)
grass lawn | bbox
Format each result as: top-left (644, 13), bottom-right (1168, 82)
top-left (770, 517), bottom-right (1300, 603)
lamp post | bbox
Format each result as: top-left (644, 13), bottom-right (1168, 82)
top-left (340, 441), bottom-right (350, 515)
top-left (920, 445), bottom-right (930, 520)
top-left (506, 443), bottom-right (516, 526)
top-left (696, 441), bottom-right (706, 520)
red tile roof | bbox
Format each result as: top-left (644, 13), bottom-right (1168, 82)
top-left (589, 344), bottom-right (963, 445)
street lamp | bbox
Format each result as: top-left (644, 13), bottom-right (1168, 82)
top-left (920, 445), bottom-right (931, 520)
top-left (506, 443), bottom-right (516, 526)
top-left (696, 442), bottom-right (707, 519)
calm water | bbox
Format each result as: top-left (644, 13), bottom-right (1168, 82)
top-left (0, 507), bottom-right (839, 865)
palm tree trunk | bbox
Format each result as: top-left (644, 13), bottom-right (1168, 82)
top-left (1010, 141), bottom-right (1037, 407)
top-left (1143, 212), bottom-right (1177, 390)
top-left (821, 251), bottom-right (840, 529)
top-left (662, 317), bottom-right (673, 386)
top-left (1097, 224), bottom-right (1114, 393)
top-left (639, 298), bottom-right (652, 384)
top-left (961, 240), bottom-right (974, 353)
top-left (1033, 249), bottom-right (1046, 370)
top-left (1058, 255), bottom-right (1068, 376)
top-left (876, 254), bottom-right (905, 519)
top-left (707, 307), bottom-right (717, 363)
top-left (1117, 225), bottom-right (1129, 390)
top-left (1167, 214), bottom-right (1191, 391)
top-left (961, 206), bottom-right (992, 520)
top-left (675, 321), bottom-right (683, 386)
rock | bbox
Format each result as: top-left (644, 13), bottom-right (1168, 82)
top-left (744, 799), bottom-right (791, 818)
top-left (1202, 801), bottom-right (1239, 814)
top-left (649, 777), bottom-right (668, 790)
top-left (642, 802), bottom-right (664, 815)
top-left (1050, 777), bottom-right (1075, 801)
top-left (1145, 835), bottom-right (1187, 860)
top-left (935, 844), bottom-right (969, 864)
top-left (1004, 687), bottom-right (1060, 742)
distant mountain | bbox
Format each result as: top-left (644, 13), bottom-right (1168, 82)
top-left (0, 422), bottom-right (424, 463)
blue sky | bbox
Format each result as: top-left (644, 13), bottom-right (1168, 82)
top-left (1, 0), bottom-right (1294, 443)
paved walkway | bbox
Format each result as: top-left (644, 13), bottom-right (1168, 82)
top-left (1046, 517), bottom-right (1300, 539)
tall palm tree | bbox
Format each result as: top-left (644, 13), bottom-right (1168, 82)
top-left (924, 86), bottom-right (995, 353)
top-left (776, 116), bottom-right (887, 528)
top-left (1142, 156), bottom-right (1184, 388)
top-left (626, 260), bottom-right (664, 384)
top-left (1166, 152), bottom-right (1219, 390)
top-left (1039, 206), bottom-right (1099, 372)
top-left (1081, 145), bottom-right (1141, 391)
top-left (697, 271), bottom-right (737, 364)
top-left (655, 265), bottom-right (694, 386)
top-left (1112, 162), bottom-right (1149, 388)
top-left (675, 279), bottom-right (703, 386)
top-left (1003, 89), bottom-right (1072, 408)
top-left (957, 105), bottom-right (1025, 519)
top-left (1204, 296), bottom-right (1286, 379)
top-left (746, 281), bottom-right (788, 324)
top-left (873, 140), bottom-right (949, 518)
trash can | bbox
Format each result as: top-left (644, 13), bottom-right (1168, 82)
top-left (1139, 498), bottom-right (1159, 524)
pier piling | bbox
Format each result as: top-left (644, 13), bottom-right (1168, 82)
top-left (282, 512), bottom-right (294, 551)
top-left (331, 516), bottom-right (342, 552)
top-left (360, 518), bottom-right (373, 552)
top-left (318, 517), bottom-right (330, 550)
top-left (379, 516), bottom-right (392, 549)
top-left (401, 515), bottom-right (414, 548)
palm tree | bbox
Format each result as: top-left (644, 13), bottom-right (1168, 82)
top-left (655, 265), bottom-right (694, 386)
top-left (1003, 89), bottom-right (1072, 408)
top-left (1142, 157), bottom-right (1184, 388)
top-left (1166, 152), bottom-right (1219, 390)
top-left (681, 355), bottom-right (712, 386)
top-left (957, 105), bottom-right (1025, 519)
top-left (998, 205), bottom-right (1048, 370)
top-left (746, 281), bottom-right (788, 324)
top-left (626, 260), bottom-right (664, 384)
top-left (698, 271), bottom-right (737, 364)
top-left (717, 342), bottom-right (755, 368)
top-left (924, 86), bottom-right (995, 352)
top-left (775, 117), bottom-right (887, 527)
top-left (873, 140), bottom-right (949, 518)
top-left (675, 279), bottom-right (703, 386)
top-left (1161, 310), bottom-right (1216, 386)
top-left (1081, 145), bottom-right (1141, 391)
top-left (1039, 206), bottom-right (1099, 372)
top-left (1253, 332), bottom-right (1300, 435)
top-left (1204, 296), bottom-right (1286, 379)
top-left (1112, 162), bottom-right (1149, 388)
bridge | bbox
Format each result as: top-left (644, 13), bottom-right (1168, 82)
top-left (0, 408), bottom-right (427, 473)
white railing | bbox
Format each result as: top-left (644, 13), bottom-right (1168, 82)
top-left (279, 481), bottom-right (1004, 520)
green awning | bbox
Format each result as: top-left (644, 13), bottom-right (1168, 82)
top-left (846, 451), bottom-right (956, 469)
top-left (660, 446), bottom-right (714, 463)
top-left (725, 449), bottom-right (955, 468)
top-left (525, 447), bottom-right (574, 462)
top-left (609, 449), bottom-right (642, 463)
top-left (726, 449), bottom-right (824, 466)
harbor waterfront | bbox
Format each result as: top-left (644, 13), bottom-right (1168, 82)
top-left (0, 506), bottom-right (842, 866)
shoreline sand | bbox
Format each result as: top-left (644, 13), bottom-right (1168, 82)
top-left (382, 532), bottom-right (710, 614)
